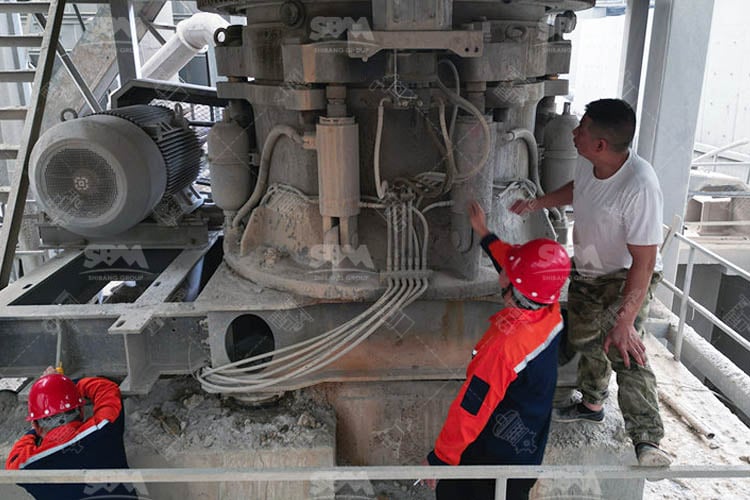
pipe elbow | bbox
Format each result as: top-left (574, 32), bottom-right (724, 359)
top-left (177, 12), bottom-right (230, 51)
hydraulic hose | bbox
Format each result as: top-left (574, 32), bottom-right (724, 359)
top-left (232, 125), bottom-right (303, 229)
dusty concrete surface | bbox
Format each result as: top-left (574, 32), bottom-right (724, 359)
top-left (539, 379), bottom-right (643, 500)
top-left (643, 335), bottom-right (750, 499)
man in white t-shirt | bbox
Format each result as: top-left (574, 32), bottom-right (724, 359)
top-left (511, 98), bottom-right (671, 466)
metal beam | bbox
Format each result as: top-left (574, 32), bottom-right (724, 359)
top-left (109, 0), bottom-right (142, 83)
top-left (32, 12), bottom-right (102, 112)
top-left (0, 70), bottom-right (35, 82)
top-left (0, 2), bottom-right (50, 14)
top-left (0, 106), bottom-right (28, 120)
top-left (637, 0), bottom-right (714, 304)
top-left (0, 35), bottom-right (43, 47)
top-left (0, 144), bottom-right (19, 159)
top-left (0, 0), bottom-right (66, 288)
top-left (618, 0), bottom-right (651, 109)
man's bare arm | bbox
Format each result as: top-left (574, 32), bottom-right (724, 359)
top-left (510, 181), bottom-right (574, 215)
top-left (603, 244), bottom-right (657, 368)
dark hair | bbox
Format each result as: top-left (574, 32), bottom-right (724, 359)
top-left (584, 99), bottom-right (636, 153)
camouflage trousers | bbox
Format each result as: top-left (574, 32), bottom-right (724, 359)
top-left (567, 269), bottom-right (664, 444)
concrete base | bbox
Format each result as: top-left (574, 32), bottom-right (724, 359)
top-left (535, 378), bottom-right (644, 500)
top-left (127, 447), bottom-right (335, 499)
top-left (320, 379), bottom-right (643, 500)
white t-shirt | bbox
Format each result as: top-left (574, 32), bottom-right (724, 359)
top-left (572, 151), bottom-right (664, 277)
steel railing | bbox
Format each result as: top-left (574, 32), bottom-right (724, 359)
top-left (692, 139), bottom-right (750, 183)
top-left (660, 217), bottom-right (750, 361)
top-left (1, 465), bottom-right (750, 500)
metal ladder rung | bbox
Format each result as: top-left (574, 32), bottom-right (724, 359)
top-left (0, 145), bottom-right (19, 160)
top-left (0, 70), bottom-right (36, 83)
top-left (0, 107), bottom-right (27, 120)
top-left (0, 35), bottom-right (44, 48)
top-left (0, 2), bottom-right (50, 14)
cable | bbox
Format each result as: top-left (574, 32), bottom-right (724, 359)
top-left (438, 59), bottom-right (460, 138)
top-left (199, 190), bottom-right (431, 394)
top-left (437, 98), bottom-right (457, 194)
top-left (435, 77), bottom-right (491, 183)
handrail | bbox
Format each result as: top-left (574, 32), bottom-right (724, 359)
top-left (659, 218), bottom-right (750, 361)
top-left (692, 138), bottom-right (749, 163)
top-left (672, 232), bottom-right (750, 281)
top-left (1, 465), bottom-right (749, 500)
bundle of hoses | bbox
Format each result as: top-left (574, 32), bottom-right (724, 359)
top-left (373, 60), bottom-right (491, 201)
top-left (198, 199), bottom-right (430, 394)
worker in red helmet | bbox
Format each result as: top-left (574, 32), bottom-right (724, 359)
top-left (5, 368), bottom-right (139, 499)
top-left (424, 201), bottom-right (570, 500)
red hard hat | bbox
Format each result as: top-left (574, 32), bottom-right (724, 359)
top-left (26, 374), bottom-right (84, 422)
top-left (504, 238), bottom-right (571, 304)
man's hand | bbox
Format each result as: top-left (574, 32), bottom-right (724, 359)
top-left (42, 366), bottom-right (56, 376)
top-left (510, 198), bottom-right (539, 216)
top-left (419, 458), bottom-right (437, 490)
top-left (468, 201), bottom-right (489, 238)
top-left (603, 321), bottom-right (646, 368)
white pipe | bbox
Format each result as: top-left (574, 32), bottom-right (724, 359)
top-left (505, 128), bottom-right (563, 222)
top-left (232, 125), bottom-right (303, 229)
top-left (438, 59), bottom-right (460, 138)
top-left (437, 98), bottom-right (456, 194)
top-left (435, 78), bottom-right (491, 183)
top-left (141, 13), bottom-right (229, 81)
top-left (374, 98), bottom-right (390, 198)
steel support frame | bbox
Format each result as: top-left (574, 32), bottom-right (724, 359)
top-left (109, 0), bottom-right (141, 83)
top-left (32, 12), bottom-right (102, 112)
top-left (0, 0), bottom-right (66, 288)
top-left (0, 233), bottom-right (220, 393)
top-left (618, 0), bottom-right (650, 109)
top-left (0, 240), bottom-right (500, 395)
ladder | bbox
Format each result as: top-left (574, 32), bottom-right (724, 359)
top-left (0, 0), bottom-right (65, 287)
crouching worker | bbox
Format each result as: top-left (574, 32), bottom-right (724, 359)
top-left (6, 368), bottom-right (140, 499)
top-left (425, 201), bottom-right (571, 500)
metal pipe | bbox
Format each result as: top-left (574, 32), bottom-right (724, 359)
top-left (140, 12), bottom-right (229, 80)
top-left (674, 246), bottom-right (695, 361)
top-left (0, 465), bottom-right (748, 485)
top-left (657, 388), bottom-right (715, 439)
